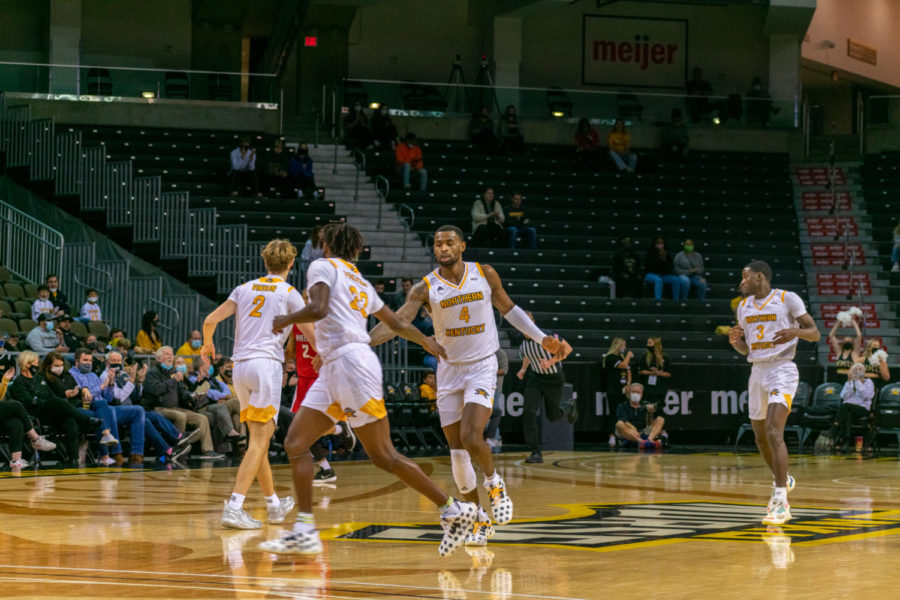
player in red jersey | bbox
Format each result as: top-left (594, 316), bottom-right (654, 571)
top-left (288, 322), bottom-right (356, 483)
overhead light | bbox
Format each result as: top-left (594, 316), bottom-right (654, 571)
top-left (142, 91), bottom-right (155, 99)
top-left (369, 102), bottom-right (381, 109)
top-left (551, 111), bottom-right (565, 118)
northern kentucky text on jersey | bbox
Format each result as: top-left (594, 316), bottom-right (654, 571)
top-left (745, 314), bottom-right (777, 324)
top-left (439, 291), bottom-right (485, 309)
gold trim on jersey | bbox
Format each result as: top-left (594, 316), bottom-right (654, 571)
top-left (240, 405), bottom-right (278, 424)
top-left (360, 398), bottom-right (387, 419)
top-left (753, 290), bottom-right (778, 311)
top-left (258, 276), bottom-right (284, 283)
top-left (422, 276), bottom-right (431, 290)
top-left (432, 263), bottom-right (469, 290)
top-left (326, 401), bottom-right (346, 421)
top-left (325, 259), bottom-right (339, 269)
top-left (337, 258), bottom-right (360, 273)
top-left (475, 262), bottom-right (485, 277)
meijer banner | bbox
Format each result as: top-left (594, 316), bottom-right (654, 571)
top-left (583, 15), bottom-right (688, 88)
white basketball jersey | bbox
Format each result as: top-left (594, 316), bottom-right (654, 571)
top-left (306, 257), bottom-right (385, 361)
top-left (425, 262), bottom-right (499, 363)
top-left (737, 289), bottom-right (808, 363)
top-left (228, 275), bottom-right (305, 363)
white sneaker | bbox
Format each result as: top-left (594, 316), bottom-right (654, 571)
top-left (768, 475), bottom-right (795, 512)
top-left (258, 529), bottom-right (323, 555)
top-left (465, 519), bottom-right (495, 546)
top-left (484, 477), bottom-right (514, 525)
top-left (222, 502), bottom-right (263, 530)
top-left (762, 498), bottom-right (792, 525)
top-left (267, 496), bottom-right (295, 524)
top-left (100, 432), bottom-right (119, 446)
top-left (9, 459), bottom-right (28, 469)
top-left (31, 436), bottom-right (56, 452)
top-left (98, 455), bottom-right (116, 466)
top-left (439, 500), bottom-right (477, 557)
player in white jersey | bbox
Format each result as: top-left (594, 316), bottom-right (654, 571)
top-left (256, 224), bottom-right (477, 557)
top-left (201, 239), bottom-right (313, 530)
top-left (369, 224), bottom-right (572, 547)
top-left (729, 260), bottom-right (820, 525)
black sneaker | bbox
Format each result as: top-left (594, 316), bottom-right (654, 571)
top-left (337, 423), bottom-right (357, 452)
top-left (525, 451), bottom-right (543, 464)
top-left (314, 468), bottom-right (337, 483)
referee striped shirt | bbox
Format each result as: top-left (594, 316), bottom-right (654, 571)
top-left (520, 336), bottom-right (560, 375)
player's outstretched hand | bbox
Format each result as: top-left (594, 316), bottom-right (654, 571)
top-left (311, 355), bottom-right (322, 373)
top-left (772, 328), bottom-right (798, 345)
top-left (541, 334), bottom-right (561, 355)
top-left (272, 315), bottom-right (289, 333)
top-left (728, 325), bottom-right (744, 345)
top-left (422, 336), bottom-right (448, 360)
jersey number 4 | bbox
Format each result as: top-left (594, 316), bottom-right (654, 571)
top-left (249, 295), bottom-right (265, 318)
top-left (459, 306), bottom-right (470, 323)
top-left (349, 286), bottom-right (369, 318)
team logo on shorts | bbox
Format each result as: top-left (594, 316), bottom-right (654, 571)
top-left (769, 389), bottom-right (780, 397)
top-left (474, 388), bottom-right (492, 400)
top-left (343, 408), bottom-right (357, 418)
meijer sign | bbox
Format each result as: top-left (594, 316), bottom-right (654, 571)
top-left (583, 15), bottom-right (687, 88)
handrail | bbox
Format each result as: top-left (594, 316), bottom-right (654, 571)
top-left (148, 297), bottom-right (181, 335)
top-left (857, 91), bottom-right (864, 156)
top-left (375, 175), bottom-right (390, 229)
top-left (352, 148), bottom-right (366, 202)
top-left (398, 203), bottom-right (416, 260)
top-left (0, 200), bottom-right (64, 285)
top-left (73, 263), bottom-right (114, 294)
top-left (0, 60), bottom-right (277, 78)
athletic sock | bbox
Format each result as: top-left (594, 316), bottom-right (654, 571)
top-left (333, 423), bottom-right (343, 435)
top-left (293, 511), bottom-right (316, 534)
top-left (477, 506), bottom-right (490, 522)
top-left (265, 494), bottom-right (280, 507)
top-left (227, 493), bottom-right (245, 510)
top-left (773, 487), bottom-right (787, 502)
top-left (440, 496), bottom-right (456, 513)
top-left (484, 472), bottom-right (500, 486)
top-left (318, 459), bottom-right (331, 471)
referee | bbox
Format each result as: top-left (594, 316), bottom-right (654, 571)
top-left (516, 319), bottom-right (573, 464)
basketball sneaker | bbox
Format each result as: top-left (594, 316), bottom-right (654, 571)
top-left (31, 436), bottom-right (56, 452)
top-left (485, 477), bottom-right (513, 525)
top-left (767, 475), bottom-right (795, 512)
top-left (222, 502), bottom-right (263, 530)
top-left (314, 468), bottom-right (337, 483)
top-left (267, 496), bottom-right (296, 524)
top-left (438, 500), bottom-right (477, 557)
top-left (762, 498), bottom-right (791, 525)
top-left (337, 423), bottom-right (356, 452)
top-left (258, 529), bottom-right (323, 555)
top-left (465, 519), bottom-right (496, 546)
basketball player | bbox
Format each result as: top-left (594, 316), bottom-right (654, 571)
top-left (369, 224), bottom-right (572, 546)
top-left (288, 321), bottom-right (355, 482)
top-left (258, 223), bottom-right (477, 556)
top-left (729, 261), bottom-right (820, 525)
top-left (202, 238), bottom-right (310, 530)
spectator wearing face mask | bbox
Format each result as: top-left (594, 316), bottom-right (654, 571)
top-left (828, 317), bottom-right (862, 376)
top-left (615, 383), bottom-right (666, 449)
top-left (395, 133), bottom-right (427, 191)
top-left (78, 289), bottom-right (103, 324)
top-left (31, 285), bottom-right (55, 321)
top-left (45, 274), bottom-right (70, 316)
top-left (176, 330), bottom-right (203, 370)
top-left (673, 238), bottom-right (707, 300)
top-left (825, 363), bottom-right (874, 451)
top-left (288, 142), bottom-right (318, 199)
top-left (135, 311), bottom-right (163, 355)
top-left (56, 315), bottom-right (83, 351)
top-left (229, 137), bottom-right (260, 198)
top-left (860, 340), bottom-right (890, 382)
top-left (371, 104), bottom-right (399, 150)
top-left (26, 314), bottom-right (68, 354)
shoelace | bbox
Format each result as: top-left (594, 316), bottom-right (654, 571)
top-left (488, 486), bottom-right (503, 501)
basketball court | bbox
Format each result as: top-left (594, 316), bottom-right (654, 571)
top-left (0, 450), bottom-right (897, 599)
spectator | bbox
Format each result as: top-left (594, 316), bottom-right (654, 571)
top-left (175, 330), bottom-right (203, 369)
top-left (56, 315), bottom-right (83, 351)
top-left (828, 317), bottom-right (863, 375)
top-left (418, 370), bottom-right (437, 412)
top-left (45, 274), bottom-right (69, 315)
top-left (26, 314), bottom-right (68, 354)
top-left (1, 332), bottom-right (25, 354)
top-left (603, 337), bottom-right (632, 446)
top-left (0, 361), bottom-right (12, 399)
top-left (644, 237), bottom-right (683, 300)
top-left (343, 102), bottom-right (371, 153)
top-left (638, 337), bottom-right (671, 406)
top-left (413, 306), bottom-right (434, 337)
top-left (471, 187), bottom-right (505, 248)
top-left (134, 311), bottom-right (163, 355)
top-left (826, 363), bottom-right (874, 451)
top-left (186, 358), bottom-right (243, 449)
top-left (288, 143), bottom-right (318, 199)
top-left (485, 348), bottom-right (508, 451)
top-left (860, 340), bottom-right (890, 382)
top-left (229, 136), bottom-right (260, 198)
top-left (141, 346), bottom-right (223, 460)
top-left (0, 365), bottom-right (56, 469)
top-left (505, 192), bottom-right (537, 250)
top-left (300, 226), bottom-right (324, 289)
top-left (498, 105), bottom-right (525, 154)
top-left (661, 109), bottom-right (689, 160)
top-left (392, 278), bottom-right (414, 308)
top-left (612, 236), bottom-right (643, 299)
top-left (263, 139), bottom-right (292, 198)
top-left (469, 107), bottom-right (497, 153)
top-left (31, 285), bottom-right (55, 321)
top-left (745, 76), bottom-right (774, 128)
top-left (574, 117), bottom-right (602, 169)
top-left (608, 118), bottom-right (637, 172)
top-left (673, 238), bottom-right (707, 300)
top-left (8, 351), bottom-right (99, 466)
top-left (891, 219), bottom-right (900, 272)
top-left (685, 67), bottom-right (714, 122)
top-left (78, 288), bottom-right (103, 323)
top-left (371, 280), bottom-right (397, 311)
top-left (371, 104), bottom-right (399, 150)
top-left (395, 133), bottom-right (427, 192)
top-left (615, 383), bottom-right (665, 449)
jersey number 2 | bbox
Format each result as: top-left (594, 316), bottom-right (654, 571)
top-left (249, 295), bottom-right (265, 318)
top-left (349, 286), bottom-right (369, 318)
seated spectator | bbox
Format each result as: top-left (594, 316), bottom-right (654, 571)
top-left (134, 311), bottom-right (163, 355)
top-left (229, 137), bottom-right (260, 198)
top-left (175, 330), bottom-right (203, 369)
top-left (371, 104), bottom-right (399, 150)
top-left (26, 314), bottom-right (68, 354)
top-left (860, 340), bottom-right (890, 382)
top-left (638, 337), bottom-right (671, 406)
top-left (300, 226), bottom-right (324, 290)
top-left (343, 102), bottom-right (371, 153)
top-left (608, 118), bottom-right (637, 172)
top-left (673, 238), bottom-right (707, 300)
top-left (504, 192), bottom-right (537, 250)
top-left (45, 274), bottom-right (69, 316)
top-left (263, 139), bottom-right (292, 198)
top-left (371, 280), bottom-right (397, 311)
top-left (469, 107), bottom-right (497, 153)
top-left (745, 76), bottom-right (774, 128)
top-left (413, 307), bottom-right (434, 337)
top-left (31, 285), bottom-right (55, 321)
top-left (56, 315), bottom-right (83, 351)
top-left (8, 351), bottom-right (99, 466)
top-left (471, 187), bottom-right (505, 248)
top-left (106, 328), bottom-right (128, 351)
top-left (187, 358), bottom-right (243, 448)
top-left (78, 288), bottom-right (103, 324)
top-left (395, 133), bottom-right (427, 191)
top-left (615, 383), bottom-right (666, 449)
top-left (685, 67), bottom-right (714, 123)
top-left (891, 219), bottom-right (900, 272)
top-left (1, 332), bottom-right (25, 355)
top-left (141, 346), bottom-right (223, 460)
top-left (644, 237), bottom-right (683, 300)
top-left (288, 143), bottom-right (318, 199)
top-left (0, 365), bottom-right (56, 469)
top-left (574, 117), bottom-right (602, 169)
top-left (661, 109), bottom-right (689, 160)
top-left (612, 236), bottom-right (643, 299)
top-left (498, 105), bottom-right (525, 155)
top-left (418, 370), bottom-right (437, 412)
top-left (829, 316), bottom-right (863, 375)
top-left (392, 278), bottom-right (414, 307)
top-left (825, 363), bottom-right (874, 450)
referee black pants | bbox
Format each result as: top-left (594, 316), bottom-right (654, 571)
top-left (522, 371), bottom-right (565, 453)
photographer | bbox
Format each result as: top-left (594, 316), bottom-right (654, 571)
top-left (614, 383), bottom-right (666, 449)
top-left (826, 363), bottom-right (874, 450)
top-left (229, 136), bottom-right (260, 197)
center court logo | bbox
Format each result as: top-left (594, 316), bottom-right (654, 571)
top-left (329, 502), bottom-right (900, 551)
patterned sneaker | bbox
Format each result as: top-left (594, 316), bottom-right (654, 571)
top-left (337, 423), bottom-right (356, 452)
top-left (465, 519), bottom-right (495, 546)
top-left (31, 436), bottom-right (56, 452)
top-left (484, 477), bottom-right (513, 525)
top-left (258, 529), bottom-right (323, 555)
top-left (768, 475), bottom-right (796, 512)
top-left (438, 500), bottom-right (477, 557)
top-left (762, 498), bottom-right (791, 525)
top-left (267, 496), bottom-right (296, 524)
top-left (222, 502), bottom-right (263, 530)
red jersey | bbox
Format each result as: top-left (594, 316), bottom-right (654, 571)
top-left (293, 325), bottom-right (319, 379)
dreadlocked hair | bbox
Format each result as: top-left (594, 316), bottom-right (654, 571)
top-left (321, 223), bottom-right (364, 261)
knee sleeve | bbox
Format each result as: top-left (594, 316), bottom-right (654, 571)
top-left (450, 449), bottom-right (477, 494)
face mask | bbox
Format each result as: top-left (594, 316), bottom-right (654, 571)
top-left (647, 343), bottom-right (654, 349)
top-left (87, 297), bottom-right (98, 304)
top-left (109, 363), bottom-right (122, 371)
top-left (630, 393), bottom-right (642, 403)
top-left (684, 245), bottom-right (694, 252)
top-left (28, 365), bottom-right (39, 376)
top-left (224, 369), bottom-right (233, 378)
top-left (45, 322), bottom-right (54, 331)
top-left (190, 340), bottom-right (202, 349)
top-left (175, 365), bottom-right (188, 375)
top-left (77, 362), bottom-right (92, 374)
top-left (87, 342), bottom-right (99, 351)
top-left (208, 365), bottom-right (215, 377)
top-left (51, 366), bottom-right (64, 376)
top-left (49, 286), bottom-right (57, 292)
top-left (160, 363), bottom-right (172, 371)
top-left (842, 342), bottom-right (853, 350)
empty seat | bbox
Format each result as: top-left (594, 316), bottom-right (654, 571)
top-left (87, 321), bottom-right (111, 340)
top-left (0, 318), bottom-right (18, 335)
top-left (165, 71), bottom-right (190, 99)
top-left (3, 282), bottom-right (25, 301)
top-left (18, 319), bottom-right (37, 334)
top-left (68, 320), bottom-right (88, 339)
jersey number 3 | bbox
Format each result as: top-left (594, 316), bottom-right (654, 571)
top-left (755, 324), bottom-right (765, 340)
top-left (349, 286), bottom-right (369, 318)
top-left (249, 295), bottom-right (265, 318)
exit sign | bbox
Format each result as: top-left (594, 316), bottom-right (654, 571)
top-left (304, 36), bottom-right (318, 47)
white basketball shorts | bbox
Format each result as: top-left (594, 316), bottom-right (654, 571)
top-left (436, 353), bottom-right (497, 427)
top-left (233, 357), bottom-right (283, 424)
top-left (747, 360), bottom-right (798, 421)
top-left (302, 343), bottom-right (386, 428)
